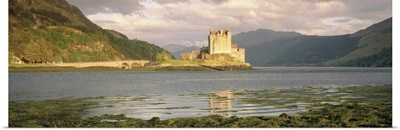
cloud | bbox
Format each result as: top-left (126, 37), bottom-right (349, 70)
top-left (66, 0), bottom-right (392, 47)
top-left (66, 0), bottom-right (143, 15)
top-left (152, 0), bottom-right (189, 4)
top-left (201, 0), bottom-right (228, 5)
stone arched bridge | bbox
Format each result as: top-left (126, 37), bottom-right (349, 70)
top-left (56, 60), bottom-right (153, 68)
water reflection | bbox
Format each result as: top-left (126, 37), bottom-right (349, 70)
top-left (209, 90), bottom-right (233, 116)
top-left (83, 87), bottom-right (364, 120)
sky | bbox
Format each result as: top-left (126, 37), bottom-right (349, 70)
top-left (65, 0), bottom-right (391, 47)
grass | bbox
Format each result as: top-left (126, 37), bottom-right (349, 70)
top-left (154, 66), bottom-right (216, 71)
top-left (8, 85), bottom-right (392, 128)
top-left (160, 59), bottom-right (200, 66)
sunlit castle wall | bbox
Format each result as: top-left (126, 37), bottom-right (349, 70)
top-left (231, 45), bottom-right (245, 62)
top-left (208, 29), bottom-right (232, 54)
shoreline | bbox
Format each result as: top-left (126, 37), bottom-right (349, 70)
top-left (8, 66), bottom-right (208, 72)
top-left (9, 85), bottom-right (392, 127)
top-left (9, 65), bottom-right (255, 72)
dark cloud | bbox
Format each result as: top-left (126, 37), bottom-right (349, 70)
top-left (66, 0), bottom-right (143, 15)
top-left (343, 0), bottom-right (391, 13)
top-left (341, 0), bottom-right (392, 20)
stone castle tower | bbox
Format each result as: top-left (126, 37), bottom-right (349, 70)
top-left (181, 28), bottom-right (245, 62)
top-left (208, 28), bottom-right (245, 62)
top-left (209, 29), bottom-right (232, 54)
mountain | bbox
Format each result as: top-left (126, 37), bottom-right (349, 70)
top-left (238, 18), bottom-right (392, 67)
top-left (232, 29), bottom-right (302, 48)
top-left (172, 45), bottom-right (201, 59)
top-left (8, 0), bottom-right (171, 64)
top-left (162, 44), bottom-right (201, 59)
top-left (330, 18), bottom-right (392, 66)
top-left (246, 35), bottom-right (360, 66)
top-left (162, 44), bottom-right (188, 53)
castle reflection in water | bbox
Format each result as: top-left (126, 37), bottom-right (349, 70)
top-left (209, 90), bottom-right (234, 117)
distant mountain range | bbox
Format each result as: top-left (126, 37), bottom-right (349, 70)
top-left (9, 0), bottom-right (171, 63)
top-left (162, 44), bottom-right (200, 59)
top-left (232, 18), bottom-right (392, 67)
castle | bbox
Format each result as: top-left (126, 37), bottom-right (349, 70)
top-left (181, 28), bottom-right (245, 62)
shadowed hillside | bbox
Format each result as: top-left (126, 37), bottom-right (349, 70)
top-left (232, 29), bottom-right (302, 48)
top-left (236, 18), bottom-right (392, 67)
top-left (331, 18), bottom-right (392, 66)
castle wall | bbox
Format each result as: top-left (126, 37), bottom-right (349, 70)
top-left (230, 47), bottom-right (245, 62)
top-left (191, 50), bottom-right (200, 59)
top-left (230, 48), bottom-right (239, 59)
top-left (238, 48), bottom-right (245, 62)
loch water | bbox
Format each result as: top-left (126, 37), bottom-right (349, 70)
top-left (9, 67), bottom-right (392, 119)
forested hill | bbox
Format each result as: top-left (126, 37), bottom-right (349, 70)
top-left (238, 18), bottom-right (392, 67)
top-left (9, 0), bottom-right (172, 64)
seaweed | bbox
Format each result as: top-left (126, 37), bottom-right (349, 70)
top-left (9, 85), bottom-right (392, 128)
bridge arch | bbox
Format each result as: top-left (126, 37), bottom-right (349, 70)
top-left (121, 63), bottom-right (129, 69)
top-left (131, 63), bottom-right (142, 68)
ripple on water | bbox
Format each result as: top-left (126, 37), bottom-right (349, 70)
top-left (83, 90), bottom-right (312, 120)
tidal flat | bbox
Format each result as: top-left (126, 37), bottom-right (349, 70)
top-left (9, 85), bottom-right (392, 127)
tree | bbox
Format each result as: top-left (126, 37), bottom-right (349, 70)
top-left (181, 52), bottom-right (190, 60)
top-left (22, 39), bottom-right (53, 63)
top-left (155, 51), bottom-right (173, 61)
top-left (155, 54), bottom-right (163, 61)
top-left (161, 51), bottom-right (172, 60)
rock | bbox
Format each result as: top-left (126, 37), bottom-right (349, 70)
top-left (279, 113), bottom-right (289, 118)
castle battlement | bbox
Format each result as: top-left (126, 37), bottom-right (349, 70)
top-left (210, 29), bottom-right (231, 37)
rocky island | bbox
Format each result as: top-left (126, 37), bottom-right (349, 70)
top-left (170, 28), bottom-right (252, 71)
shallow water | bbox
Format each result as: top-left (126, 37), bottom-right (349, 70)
top-left (9, 67), bottom-right (392, 119)
top-left (83, 90), bottom-right (309, 120)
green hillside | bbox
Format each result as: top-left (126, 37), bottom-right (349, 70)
top-left (9, 0), bottom-right (171, 64)
top-left (240, 18), bottom-right (392, 67)
top-left (330, 18), bottom-right (392, 66)
top-left (333, 48), bottom-right (392, 67)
